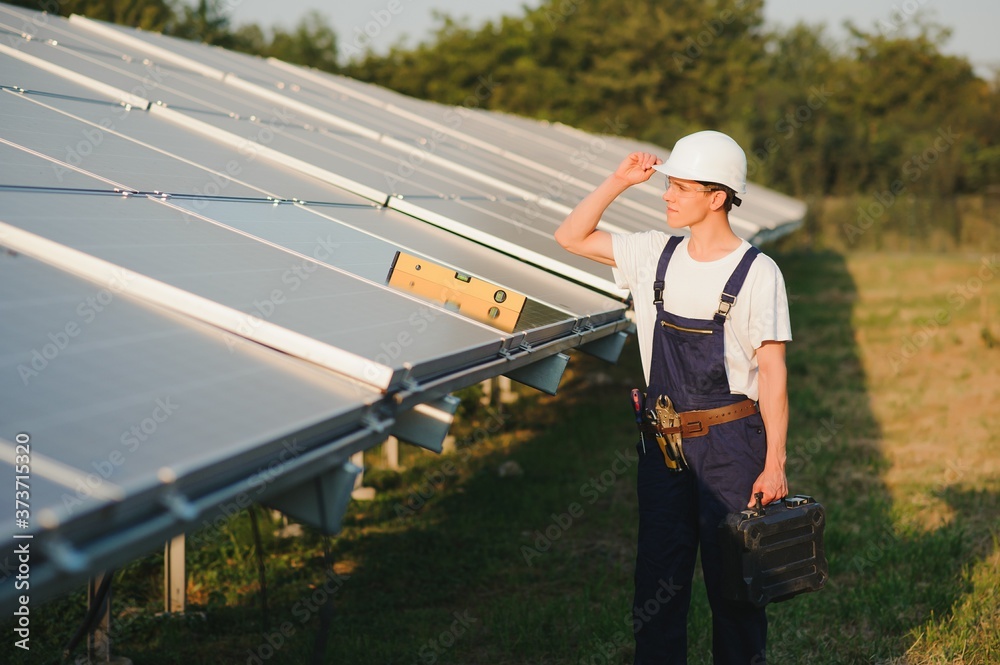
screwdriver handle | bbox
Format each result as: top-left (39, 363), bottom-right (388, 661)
top-left (630, 389), bottom-right (644, 424)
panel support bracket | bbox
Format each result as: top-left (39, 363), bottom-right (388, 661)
top-left (503, 352), bottom-right (569, 396)
top-left (263, 461), bottom-right (361, 535)
top-left (577, 330), bottom-right (629, 364)
top-left (390, 395), bottom-right (460, 453)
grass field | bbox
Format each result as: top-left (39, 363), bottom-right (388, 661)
top-left (6, 249), bottom-right (999, 664)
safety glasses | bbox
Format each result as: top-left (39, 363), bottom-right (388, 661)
top-left (665, 177), bottom-right (715, 197)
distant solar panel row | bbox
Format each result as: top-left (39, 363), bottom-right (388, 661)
top-left (0, 2), bottom-right (802, 608)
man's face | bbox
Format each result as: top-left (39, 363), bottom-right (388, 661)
top-left (662, 177), bottom-right (715, 229)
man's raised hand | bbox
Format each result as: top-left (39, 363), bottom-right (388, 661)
top-left (614, 152), bottom-right (662, 187)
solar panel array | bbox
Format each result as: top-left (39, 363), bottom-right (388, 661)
top-left (0, 3), bottom-right (804, 607)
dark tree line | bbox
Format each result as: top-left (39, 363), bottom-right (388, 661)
top-left (9, 0), bottom-right (998, 200)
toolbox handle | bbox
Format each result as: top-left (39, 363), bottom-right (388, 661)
top-left (753, 492), bottom-right (764, 516)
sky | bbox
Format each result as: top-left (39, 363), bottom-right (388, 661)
top-left (227, 0), bottom-right (999, 77)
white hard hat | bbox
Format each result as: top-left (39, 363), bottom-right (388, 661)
top-left (653, 130), bottom-right (747, 195)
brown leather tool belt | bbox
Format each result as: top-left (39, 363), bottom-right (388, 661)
top-left (641, 399), bottom-right (759, 439)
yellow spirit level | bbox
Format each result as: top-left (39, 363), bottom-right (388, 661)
top-left (386, 252), bottom-right (526, 333)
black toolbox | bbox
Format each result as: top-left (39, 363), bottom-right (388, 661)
top-left (718, 494), bottom-right (829, 607)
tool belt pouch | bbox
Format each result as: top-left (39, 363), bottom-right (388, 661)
top-left (650, 394), bottom-right (688, 472)
top-left (718, 494), bottom-right (829, 607)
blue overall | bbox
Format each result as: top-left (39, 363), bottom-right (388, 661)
top-left (633, 236), bottom-right (768, 665)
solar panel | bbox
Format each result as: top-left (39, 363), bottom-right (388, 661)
top-left (0, 191), bottom-right (516, 387)
top-left (156, 198), bottom-right (593, 340)
top-left (0, 90), bottom-right (263, 197)
top-left (163, 197), bottom-right (622, 322)
top-left (0, 140), bottom-right (115, 191)
top-left (0, 4), bottom-right (138, 61)
top-left (68, 13), bottom-right (271, 82)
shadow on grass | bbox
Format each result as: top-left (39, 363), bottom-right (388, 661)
top-left (767, 250), bottom-right (997, 664)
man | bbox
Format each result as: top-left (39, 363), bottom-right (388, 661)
top-left (554, 130), bottom-right (791, 664)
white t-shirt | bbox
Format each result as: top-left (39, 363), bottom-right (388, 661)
top-left (611, 231), bottom-right (792, 401)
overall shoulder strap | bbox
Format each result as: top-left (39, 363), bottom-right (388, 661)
top-left (714, 246), bottom-right (761, 324)
top-left (653, 235), bottom-right (684, 310)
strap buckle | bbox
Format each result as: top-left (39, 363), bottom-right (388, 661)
top-left (653, 280), bottom-right (664, 305)
top-left (714, 292), bottom-right (736, 323)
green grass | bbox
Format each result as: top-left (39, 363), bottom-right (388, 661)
top-left (4, 249), bottom-right (998, 663)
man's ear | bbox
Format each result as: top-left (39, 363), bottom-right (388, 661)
top-left (708, 189), bottom-right (727, 211)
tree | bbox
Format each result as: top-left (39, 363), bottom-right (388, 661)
top-left (263, 11), bottom-right (338, 73)
top-left (171, 0), bottom-right (236, 46)
top-left (843, 20), bottom-right (981, 195)
top-left (345, 0), bottom-right (769, 139)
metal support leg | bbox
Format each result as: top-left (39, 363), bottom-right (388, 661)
top-left (351, 450), bottom-right (374, 500)
top-left (480, 378), bottom-right (492, 406)
top-left (384, 435), bottom-right (399, 470)
top-left (498, 375), bottom-right (517, 404)
top-left (164, 535), bottom-right (186, 614)
top-left (87, 572), bottom-right (112, 662)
